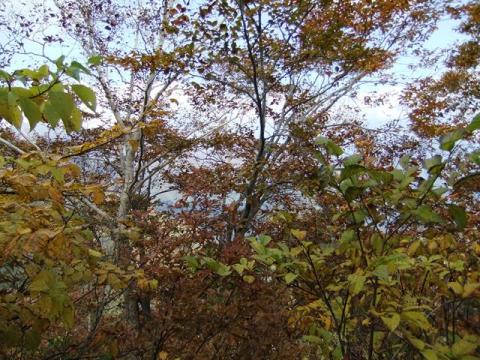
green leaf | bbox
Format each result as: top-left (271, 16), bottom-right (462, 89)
top-left (47, 91), bottom-right (82, 132)
top-left (432, 186), bottom-right (448, 196)
top-left (452, 338), bottom-right (478, 356)
top-left (37, 64), bottom-right (49, 79)
top-left (348, 274), bottom-right (366, 296)
top-left (343, 153), bottom-right (362, 166)
top-left (215, 263), bottom-right (231, 276)
top-left (0, 100), bottom-right (22, 128)
top-left (284, 272), bottom-right (297, 284)
top-left (24, 329), bottom-right (41, 350)
top-left (448, 204), bottom-right (467, 230)
top-left (421, 349), bottom-right (438, 360)
top-left (0, 70), bottom-right (10, 80)
top-left (466, 113), bottom-right (480, 132)
top-left (107, 273), bottom-right (123, 290)
top-left (257, 235), bottom-right (272, 246)
top-left (43, 100), bottom-right (61, 127)
top-left (423, 155), bottom-right (443, 174)
top-left (373, 265), bottom-right (389, 281)
top-left (381, 313), bottom-right (400, 332)
top-left (440, 128), bottom-right (466, 151)
top-left (399, 154), bottom-right (410, 170)
top-left (88, 249), bottom-right (103, 258)
top-left (7, 91), bottom-right (17, 106)
top-left (402, 311), bottom-right (430, 330)
top-left (70, 61), bottom-right (91, 75)
top-left (14, 68), bottom-right (37, 79)
top-left (372, 234), bottom-right (383, 256)
top-left (369, 169), bottom-right (394, 184)
top-left (352, 209), bottom-right (367, 224)
top-left (18, 97), bottom-right (42, 129)
top-left (232, 263), bottom-right (244, 274)
top-left (341, 229), bottom-right (355, 243)
top-left (62, 306), bottom-right (75, 329)
top-left (316, 136), bottom-right (343, 156)
top-left (408, 336), bottom-right (425, 350)
top-left (341, 164), bottom-right (366, 181)
top-left (68, 106), bottom-right (82, 132)
top-left (88, 55), bottom-right (103, 65)
top-left (201, 257), bottom-right (231, 277)
top-left (30, 270), bottom-right (55, 293)
top-left (302, 335), bottom-right (322, 344)
top-left (48, 91), bottom-right (74, 122)
top-left (413, 205), bottom-right (444, 224)
top-left (66, 61), bottom-right (91, 80)
top-left (55, 55), bottom-right (66, 69)
top-left (71, 84), bottom-right (96, 111)
top-left (468, 150), bottom-right (480, 165)
top-left (332, 346), bottom-right (342, 360)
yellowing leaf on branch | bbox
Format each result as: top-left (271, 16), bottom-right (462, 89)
top-left (381, 313), bottom-right (400, 332)
top-left (291, 229), bottom-right (306, 240)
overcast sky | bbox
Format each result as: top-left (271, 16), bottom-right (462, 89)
top-left (1, 0), bottom-right (466, 131)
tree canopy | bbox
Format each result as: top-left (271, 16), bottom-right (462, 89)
top-left (0, 0), bottom-right (479, 359)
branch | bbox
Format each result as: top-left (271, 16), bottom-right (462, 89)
top-left (0, 136), bottom-right (26, 154)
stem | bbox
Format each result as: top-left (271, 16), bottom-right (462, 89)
top-left (0, 136), bottom-right (25, 154)
top-left (368, 280), bottom-right (378, 360)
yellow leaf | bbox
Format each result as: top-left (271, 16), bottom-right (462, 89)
top-left (323, 315), bottom-right (332, 330)
top-left (138, 278), bottom-right (149, 290)
top-left (402, 311), bottom-right (430, 330)
top-left (98, 273), bottom-right (107, 284)
top-left (407, 240), bottom-right (421, 256)
top-left (381, 313), bottom-right (400, 332)
top-left (463, 283), bottom-right (480, 298)
top-left (243, 275), bottom-right (255, 284)
top-left (48, 186), bottom-right (63, 203)
top-left (107, 273), bottom-right (123, 290)
top-left (348, 273), bottom-right (366, 296)
top-left (88, 249), bottom-right (103, 258)
top-left (408, 336), bottom-right (425, 350)
top-left (291, 229), bottom-right (306, 240)
top-left (158, 351), bottom-right (168, 360)
top-left (17, 227), bottom-right (32, 235)
top-left (30, 270), bottom-right (55, 292)
top-left (62, 306), bottom-right (75, 329)
top-left (362, 318), bottom-right (371, 326)
top-left (421, 349), bottom-right (438, 360)
top-left (452, 338), bottom-right (478, 356)
top-left (0, 100), bottom-right (22, 128)
top-left (67, 163), bottom-right (81, 177)
top-left (448, 282), bottom-right (463, 296)
top-left (92, 190), bottom-right (104, 204)
top-left (473, 242), bottom-right (480, 256)
top-left (284, 272), bottom-right (297, 284)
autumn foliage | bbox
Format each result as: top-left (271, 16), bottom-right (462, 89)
top-left (0, 0), bottom-right (479, 359)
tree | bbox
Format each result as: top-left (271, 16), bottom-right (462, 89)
top-left (0, 61), bottom-right (154, 358)
top-left (195, 114), bottom-right (480, 359)
top-left (403, 1), bottom-right (480, 138)
top-left (0, 0), bottom-right (479, 359)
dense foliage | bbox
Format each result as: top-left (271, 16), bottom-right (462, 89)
top-left (0, 0), bottom-right (479, 359)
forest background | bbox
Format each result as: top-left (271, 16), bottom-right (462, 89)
top-left (0, 0), bottom-right (479, 359)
